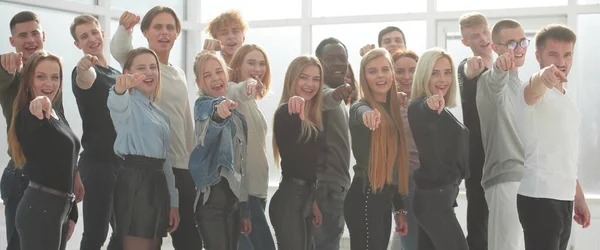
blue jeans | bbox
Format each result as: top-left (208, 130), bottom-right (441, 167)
top-left (313, 181), bottom-right (346, 250)
top-left (391, 172), bottom-right (419, 250)
top-left (0, 160), bottom-right (28, 250)
top-left (238, 195), bottom-right (276, 250)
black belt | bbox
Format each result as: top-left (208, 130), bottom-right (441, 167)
top-left (29, 182), bottom-right (75, 202)
top-left (282, 177), bottom-right (319, 189)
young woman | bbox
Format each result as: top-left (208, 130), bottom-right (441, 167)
top-left (345, 63), bottom-right (359, 105)
top-left (111, 6), bottom-right (199, 249)
top-left (8, 50), bottom-right (79, 250)
top-left (107, 47), bottom-right (179, 250)
top-left (407, 48), bottom-right (469, 250)
top-left (390, 50), bottom-right (421, 250)
top-left (189, 50), bottom-right (251, 250)
top-left (270, 55), bottom-right (325, 250)
top-left (345, 48), bottom-right (409, 250)
top-left (226, 44), bottom-right (276, 250)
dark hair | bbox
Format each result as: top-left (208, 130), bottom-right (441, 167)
top-left (491, 19), bottom-right (522, 44)
top-left (315, 37), bottom-right (348, 59)
top-left (535, 24), bottom-right (576, 51)
top-left (9, 11), bottom-right (40, 34)
top-left (378, 26), bottom-right (406, 47)
top-left (141, 5), bottom-right (182, 35)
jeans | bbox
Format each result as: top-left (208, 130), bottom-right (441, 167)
top-left (464, 162), bottom-right (488, 250)
top-left (195, 178), bottom-right (241, 250)
top-left (391, 172), bottom-right (419, 250)
top-left (238, 195), bottom-right (276, 250)
top-left (270, 179), bottom-right (315, 250)
top-left (171, 168), bottom-right (203, 250)
top-left (0, 160), bottom-right (28, 250)
top-left (413, 183), bottom-right (468, 250)
top-left (15, 186), bottom-right (73, 250)
top-left (517, 195), bottom-right (573, 250)
top-left (78, 157), bottom-right (122, 250)
top-left (312, 181), bottom-right (346, 250)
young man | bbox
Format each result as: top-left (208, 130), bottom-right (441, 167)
top-left (70, 14), bottom-right (122, 250)
top-left (203, 10), bottom-right (247, 65)
top-left (456, 12), bottom-right (493, 250)
top-left (313, 37), bottom-right (353, 250)
top-left (359, 26), bottom-right (407, 56)
top-left (515, 24), bottom-right (591, 250)
top-left (476, 19), bottom-right (527, 250)
top-left (0, 11), bottom-right (69, 250)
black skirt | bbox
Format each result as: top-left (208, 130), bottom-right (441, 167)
top-left (113, 155), bottom-right (170, 238)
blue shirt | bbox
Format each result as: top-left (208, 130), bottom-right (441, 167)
top-left (107, 87), bottom-right (178, 207)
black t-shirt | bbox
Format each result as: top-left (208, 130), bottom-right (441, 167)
top-left (273, 104), bottom-right (325, 183)
top-left (457, 58), bottom-right (487, 172)
top-left (72, 65), bottom-right (120, 161)
top-left (15, 107), bottom-right (80, 221)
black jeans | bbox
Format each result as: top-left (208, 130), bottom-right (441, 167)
top-left (269, 178), bottom-right (316, 250)
top-left (312, 181), bottom-right (346, 250)
top-left (517, 195), bottom-right (573, 250)
top-left (194, 178), bottom-right (240, 250)
top-left (413, 183), bottom-right (468, 250)
top-left (464, 164), bottom-right (488, 250)
top-left (344, 177), bottom-right (393, 250)
top-left (239, 195), bottom-right (276, 250)
top-left (78, 157), bottom-right (122, 250)
top-left (15, 186), bottom-right (73, 250)
top-left (0, 160), bottom-right (28, 250)
top-left (170, 168), bottom-right (203, 250)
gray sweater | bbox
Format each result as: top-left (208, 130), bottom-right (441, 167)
top-left (475, 63), bottom-right (525, 189)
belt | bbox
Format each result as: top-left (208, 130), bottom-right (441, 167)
top-left (29, 182), bottom-right (75, 202)
top-left (282, 177), bottom-right (319, 190)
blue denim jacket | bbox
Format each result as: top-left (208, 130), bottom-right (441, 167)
top-left (189, 96), bottom-right (250, 217)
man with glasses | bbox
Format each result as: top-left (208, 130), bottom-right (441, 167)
top-left (475, 19), bottom-right (527, 250)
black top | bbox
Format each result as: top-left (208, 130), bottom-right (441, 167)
top-left (408, 97), bottom-right (470, 189)
top-left (349, 100), bottom-right (404, 210)
top-left (72, 65), bottom-right (120, 161)
top-left (457, 58), bottom-right (487, 173)
top-left (15, 106), bottom-right (80, 222)
top-left (273, 104), bottom-right (325, 183)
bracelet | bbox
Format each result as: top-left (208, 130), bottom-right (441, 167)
top-left (393, 209), bottom-right (407, 216)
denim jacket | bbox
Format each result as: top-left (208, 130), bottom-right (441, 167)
top-left (189, 95), bottom-right (250, 218)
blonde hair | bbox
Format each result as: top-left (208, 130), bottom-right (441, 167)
top-left (8, 51), bottom-right (63, 168)
top-left (229, 44), bottom-right (271, 98)
top-left (459, 12), bottom-right (488, 35)
top-left (359, 48), bottom-right (408, 195)
top-left (193, 50), bottom-right (230, 96)
top-left (70, 14), bottom-right (101, 41)
top-left (121, 48), bottom-right (162, 102)
top-left (273, 56), bottom-right (324, 166)
top-left (206, 10), bottom-right (248, 39)
top-left (409, 47), bottom-right (458, 108)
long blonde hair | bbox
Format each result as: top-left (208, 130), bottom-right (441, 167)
top-left (273, 56), bottom-right (324, 166)
top-left (359, 48), bottom-right (408, 194)
top-left (229, 44), bottom-right (272, 98)
top-left (409, 48), bottom-right (458, 107)
top-left (8, 51), bottom-right (63, 168)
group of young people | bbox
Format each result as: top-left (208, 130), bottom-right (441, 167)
top-left (0, 5), bottom-right (591, 250)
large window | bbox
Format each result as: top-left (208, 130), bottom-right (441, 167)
top-left (312, 0), bottom-right (426, 17)
top-left (437, 0), bottom-right (567, 11)
top-left (199, 0), bottom-right (301, 22)
top-left (110, 0), bottom-right (186, 20)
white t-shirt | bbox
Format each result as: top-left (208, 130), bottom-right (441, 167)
top-left (514, 83), bottom-right (580, 201)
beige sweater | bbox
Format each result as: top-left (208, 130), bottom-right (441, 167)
top-left (110, 25), bottom-right (194, 170)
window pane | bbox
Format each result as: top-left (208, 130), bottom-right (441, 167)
top-left (199, 0), bottom-right (301, 23)
top-left (245, 26), bottom-right (301, 185)
top-left (575, 14), bottom-right (600, 195)
top-left (579, 0), bottom-right (600, 4)
top-left (312, 0), bottom-right (426, 17)
top-left (66, 0), bottom-right (97, 4)
top-left (0, 3), bottom-right (82, 173)
top-left (437, 0), bottom-right (566, 11)
top-left (109, 20), bottom-right (186, 71)
top-left (111, 0), bottom-right (186, 20)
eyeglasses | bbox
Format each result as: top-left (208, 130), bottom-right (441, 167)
top-left (497, 38), bottom-right (530, 50)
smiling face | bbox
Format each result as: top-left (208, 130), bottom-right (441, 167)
top-left (365, 56), bottom-right (394, 102)
top-left (216, 24), bottom-right (245, 57)
top-left (294, 64), bottom-right (321, 101)
top-left (238, 49), bottom-right (267, 81)
top-left (198, 58), bottom-right (228, 98)
top-left (32, 59), bottom-right (60, 101)
top-left (381, 31), bottom-right (406, 53)
top-left (74, 22), bottom-right (104, 56)
top-left (143, 12), bottom-right (178, 56)
top-left (320, 43), bottom-right (348, 88)
top-left (127, 53), bottom-right (159, 98)
top-left (461, 24), bottom-right (492, 57)
top-left (428, 57), bottom-right (453, 98)
top-left (494, 27), bottom-right (527, 67)
top-left (394, 56), bottom-right (417, 97)
top-left (10, 21), bottom-right (45, 61)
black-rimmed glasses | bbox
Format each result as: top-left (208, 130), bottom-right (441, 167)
top-left (497, 38), bottom-right (530, 50)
